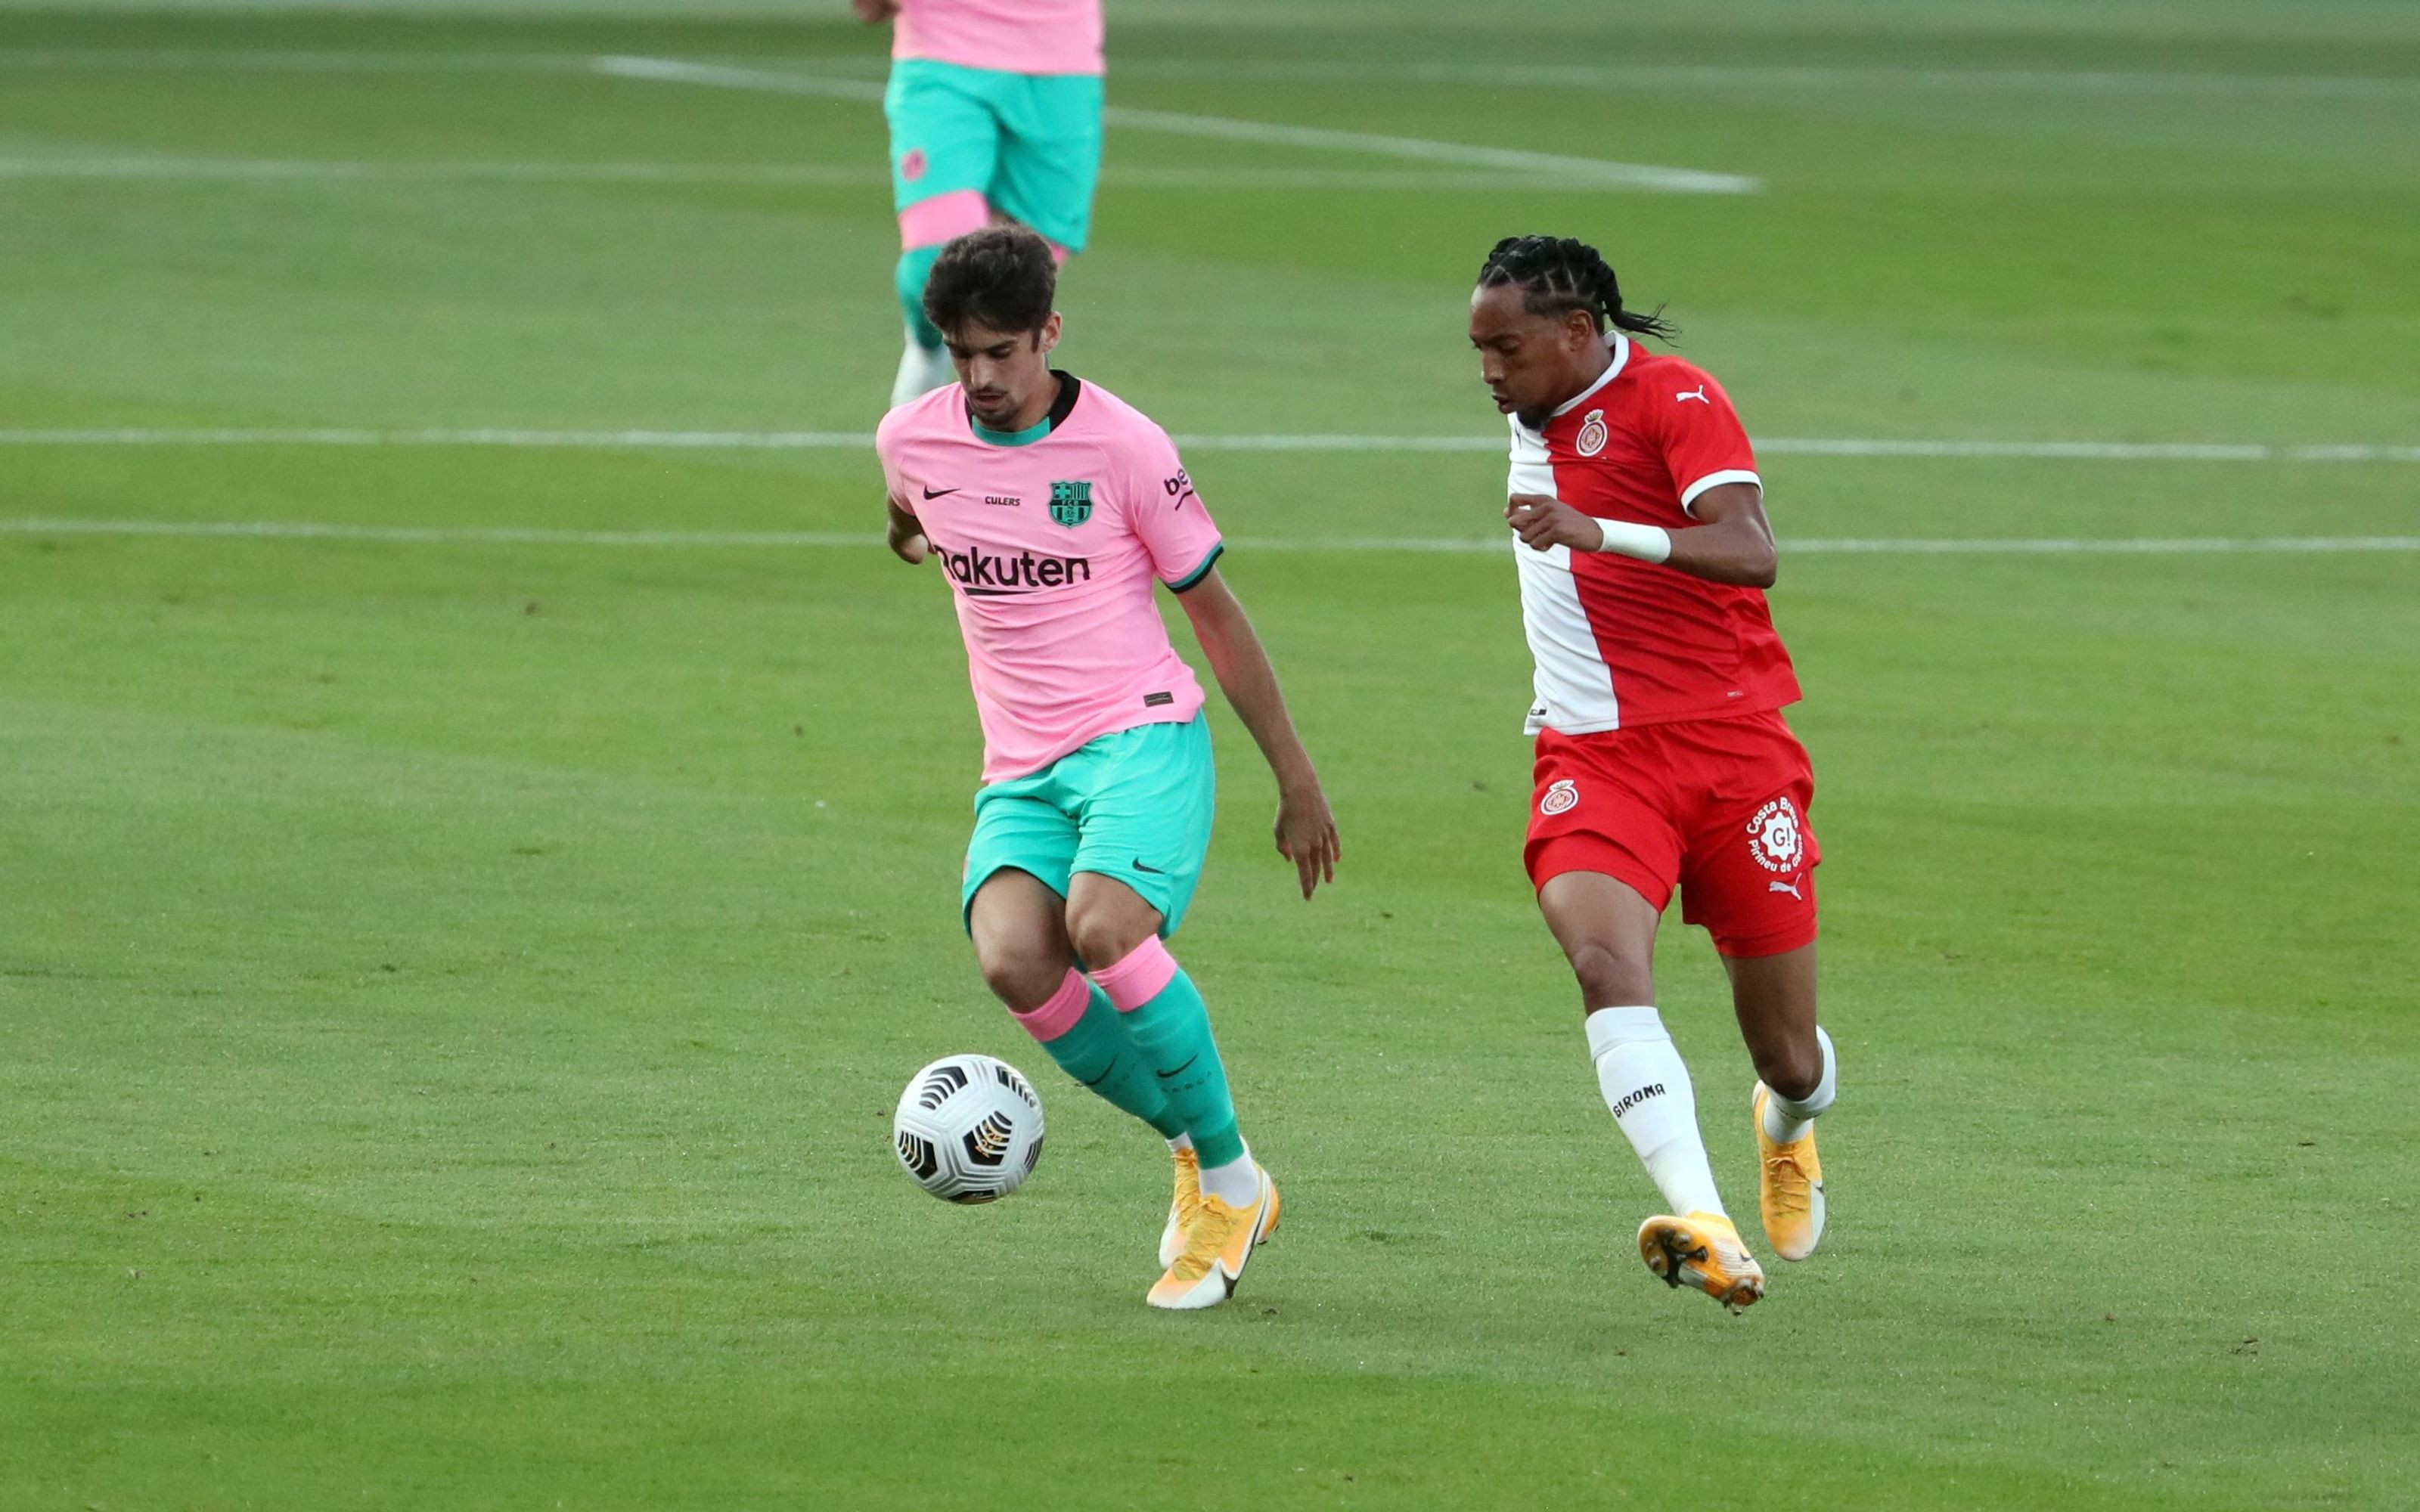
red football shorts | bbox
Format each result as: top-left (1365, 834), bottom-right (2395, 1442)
top-left (1525, 709), bottom-right (1820, 958)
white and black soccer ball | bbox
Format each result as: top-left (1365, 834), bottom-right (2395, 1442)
top-left (892, 1053), bottom-right (1045, 1204)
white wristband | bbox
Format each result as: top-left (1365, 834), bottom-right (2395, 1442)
top-left (1591, 518), bottom-right (1673, 564)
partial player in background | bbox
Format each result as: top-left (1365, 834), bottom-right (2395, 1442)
top-left (876, 227), bottom-right (1342, 1309)
top-left (852, 0), bottom-right (1106, 407)
top-left (1469, 234), bottom-right (1840, 1314)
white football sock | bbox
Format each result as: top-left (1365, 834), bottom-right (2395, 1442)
top-left (888, 327), bottom-right (954, 408)
top-left (1586, 1006), bottom-right (1727, 1219)
top-left (1760, 1026), bottom-right (1837, 1145)
top-left (1167, 1132), bottom-right (1194, 1154)
top-left (1198, 1144), bottom-right (1260, 1207)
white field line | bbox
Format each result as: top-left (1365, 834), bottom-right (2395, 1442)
top-left (4, 50), bottom-right (2411, 101)
top-left (589, 55), bottom-right (1759, 194)
top-left (589, 54), bottom-right (880, 98)
top-left (0, 156), bottom-right (1609, 192)
top-left (0, 48), bottom-right (588, 73)
top-left (0, 427), bottom-right (873, 448)
top-left (3, 518), bottom-right (2413, 556)
top-left (1095, 58), bottom-right (2420, 101)
top-left (4, 429), bottom-right (2417, 464)
top-left (0, 157), bottom-right (888, 185)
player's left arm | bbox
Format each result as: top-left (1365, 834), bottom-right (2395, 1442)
top-left (1174, 570), bottom-right (1342, 900)
top-left (1660, 481), bottom-right (1776, 585)
top-left (1507, 364), bottom-right (1776, 585)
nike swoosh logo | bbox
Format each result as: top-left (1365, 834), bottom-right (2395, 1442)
top-left (1156, 1054), bottom-right (1198, 1080)
top-left (922, 485), bottom-right (960, 500)
top-left (1132, 859), bottom-right (1165, 875)
top-left (1081, 1057), bottom-right (1117, 1088)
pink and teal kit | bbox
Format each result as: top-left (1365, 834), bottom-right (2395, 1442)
top-left (886, 0), bottom-right (1106, 347)
top-left (873, 373), bottom-right (1224, 934)
top-left (876, 372), bottom-right (1248, 1168)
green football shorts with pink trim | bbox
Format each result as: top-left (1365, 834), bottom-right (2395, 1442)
top-left (886, 59), bottom-right (1104, 345)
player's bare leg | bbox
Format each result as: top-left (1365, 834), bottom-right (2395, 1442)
top-left (970, 869), bottom-right (1199, 1262)
top-left (1723, 943), bottom-right (1836, 1261)
top-left (1540, 871), bottom-right (1764, 1312)
top-left (969, 867), bottom-right (1077, 1012)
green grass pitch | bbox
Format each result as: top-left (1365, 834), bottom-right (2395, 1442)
top-left (3, 2), bottom-right (2416, 1506)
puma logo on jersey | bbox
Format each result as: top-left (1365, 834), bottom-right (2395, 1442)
top-left (1677, 385), bottom-right (1709, 404)
top-left (1768, 878), bottom-right (1803, 899)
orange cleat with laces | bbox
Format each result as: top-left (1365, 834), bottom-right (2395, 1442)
top-left (1157, 1145), bottom-right (1203, 1270)
top-left (1754, 1082), bottom-right (1827, 1262)
top-left (1146, 1163), bottom-right (1279, 1310)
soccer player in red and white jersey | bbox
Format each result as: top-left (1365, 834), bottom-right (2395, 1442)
top-left (1470, 235), bottom-right (1838, 1313)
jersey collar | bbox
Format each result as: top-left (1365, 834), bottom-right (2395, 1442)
top-left (1550, 332), bottom-right (1630, 420)
top-left (970, 371), bottom-right (1083, 447)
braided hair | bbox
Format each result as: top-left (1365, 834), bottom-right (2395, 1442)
top-left (1475, 234), bottom-right (1677, 342)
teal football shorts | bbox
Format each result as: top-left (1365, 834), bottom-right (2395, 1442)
top-left (962, 713), bottom-right (1215, 940)
top-left (886, 57), bottom-right (1105, 253)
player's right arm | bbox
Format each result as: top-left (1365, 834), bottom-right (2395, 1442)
top-left (874, 413), bottom-right (929, 565)
top-left (849, 0), bottom-right (899, 23)
top-left (886, 497), bottom-right (929, 565)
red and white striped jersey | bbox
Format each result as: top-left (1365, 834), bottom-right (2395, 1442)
top-left (1507, 333), bottom-right (1800, 735)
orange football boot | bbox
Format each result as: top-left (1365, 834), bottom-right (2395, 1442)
top-left (1638, 1210), bottom-right (1766, 1313)
top-left (1147, 1164), bottom-right (1279, 1310)
top-left (1754, 1083), bottom-right (1827, 1262)
top-left (1158, 1145), bottom-right (1203, 1269)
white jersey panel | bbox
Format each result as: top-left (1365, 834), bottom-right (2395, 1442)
top-left (1508, 415), bottom-right (1621, 736)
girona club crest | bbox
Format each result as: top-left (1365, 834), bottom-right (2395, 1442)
top-left (1575, 408), bottom-right (1608, 457)
top-left (1745, 796), bottom-right (1804, 873)
top-left (1540, 779), bottom-right (1580, 817)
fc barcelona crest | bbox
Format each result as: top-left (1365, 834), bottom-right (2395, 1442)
top-left (1048, 479), bottom-right (1093, 528)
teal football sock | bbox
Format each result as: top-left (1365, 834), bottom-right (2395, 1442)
top-left (1012, 971), bottom-right (1184, 1139)
top-left (1111, 969), bottom-right (1243, 1170)
top-left (895, 244), bottom-right (945, 350)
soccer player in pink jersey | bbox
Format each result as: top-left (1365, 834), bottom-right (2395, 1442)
top-left (876, 227), bottom-right (1342, 1310)
top-left (852, 0), bottom-right (1107, 407)
top-left (1470, 235), bottom-right (1840, 1314)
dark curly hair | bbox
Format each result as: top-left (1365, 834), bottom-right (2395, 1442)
top-left (1475, 234), bottom-right (1677, 342)
top-left (923, 225), bottom-right (1058, 338)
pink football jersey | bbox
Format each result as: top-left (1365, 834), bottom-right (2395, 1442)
top-left (876, 376), bottom-right (1224, 782)
top-left (891, 0), bottom-right (1103, 77)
